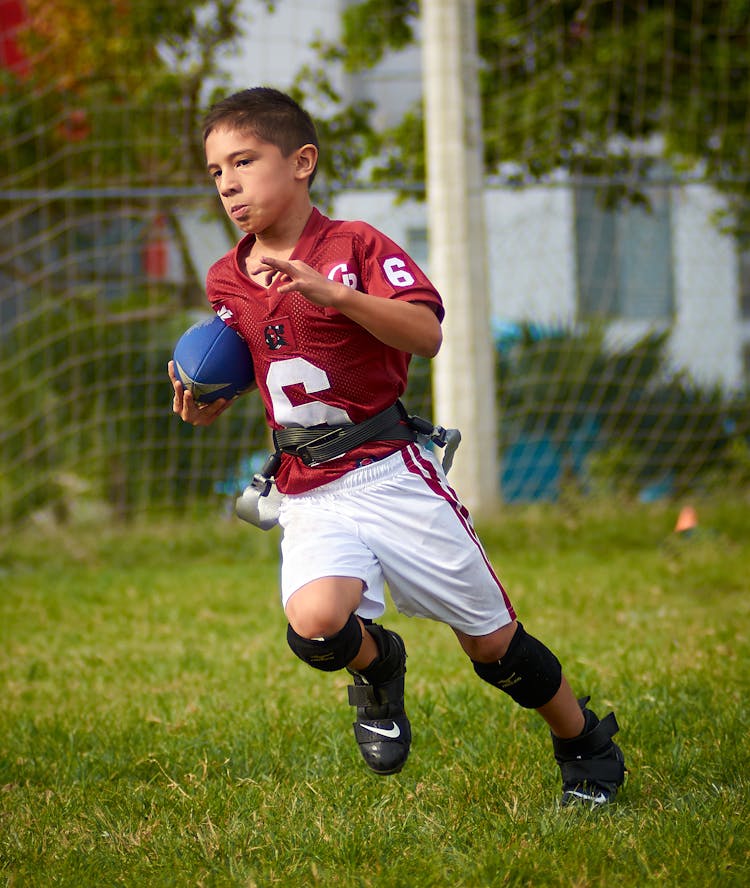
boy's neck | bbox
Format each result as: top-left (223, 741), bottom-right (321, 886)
top-left (252, 203), bottom-right (314, 255)
top-left (240, 204), bottom-right (315, 281)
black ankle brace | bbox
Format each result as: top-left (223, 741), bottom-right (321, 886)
top-left (552, 697), bottom-right (626, 790)
top-left (355, 624), bottom-right (406, 686)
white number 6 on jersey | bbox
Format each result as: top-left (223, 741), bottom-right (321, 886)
top-left (266, 357), bottom-right (352, 427)
top-left (383, 256), bottom-right (415, 287)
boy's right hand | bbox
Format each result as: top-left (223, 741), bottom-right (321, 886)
top-left (168, 360), bottom-right (232, 426)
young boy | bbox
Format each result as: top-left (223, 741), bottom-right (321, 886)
top-left (169, 87), bottom-right (626, 806)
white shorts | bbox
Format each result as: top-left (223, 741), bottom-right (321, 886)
top-left (278, 442), bottom-right (516, 636)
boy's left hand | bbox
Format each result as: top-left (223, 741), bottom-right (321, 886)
top-left (168, 360), bottom-right (232, 426)
top-left (254, 256), bottom-right (344, 308)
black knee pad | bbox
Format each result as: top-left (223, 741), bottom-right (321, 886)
top-left (472, 621), bottom-right (562, 709)
top-left (287, 612), bottom-right (363, 672)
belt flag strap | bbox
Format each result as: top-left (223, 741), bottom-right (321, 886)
top-left (235, 398), bottom-right (461, 533)
top-left (273, 402), bottom-right (415, 466)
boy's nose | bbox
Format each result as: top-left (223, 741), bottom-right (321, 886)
top-left (220, 172), bottom-right (240, 196)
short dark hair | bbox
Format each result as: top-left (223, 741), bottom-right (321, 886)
top-left (202, 87), bottom-right (319, 184)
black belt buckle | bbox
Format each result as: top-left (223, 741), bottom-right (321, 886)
top-left (296, 427), bottom-right (347, 466)
top-left (407, 414), bottom-right (434, 436)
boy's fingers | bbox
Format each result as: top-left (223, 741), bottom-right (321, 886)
top-left (181, 390), bottom-right (229, 426)
top-left (168, 359), bottom-right (184, 387)
top-left (168, 361), bottom-right (184, 414)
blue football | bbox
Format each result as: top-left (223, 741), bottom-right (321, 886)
top-left (173, 315), bottom-right (254, 403)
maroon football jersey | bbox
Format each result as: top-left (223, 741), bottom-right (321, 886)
top-left (206, 208), bottom-right (444, 494)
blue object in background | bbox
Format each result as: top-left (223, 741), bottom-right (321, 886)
top-left (500, 418), bottom-right (601, 503)
top-left (638, 474), bottom-right (675, 502)
top-left (501, 434), bottom-right (561, 502)
top-left (492, 319), bottom-right (566, 353)
top-left (215, 451), bottom-right (268, 496)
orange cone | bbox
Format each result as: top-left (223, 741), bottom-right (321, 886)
top-left (674, 505), bottom-right (698, 534)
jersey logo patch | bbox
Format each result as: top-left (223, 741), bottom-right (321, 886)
top-left (327, 261), bottom-right (360, 290)
top-left (264, 321), bottom-right (293, 351)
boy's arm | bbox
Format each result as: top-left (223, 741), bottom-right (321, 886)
top-left (255, 256), bottom-right (442, 359)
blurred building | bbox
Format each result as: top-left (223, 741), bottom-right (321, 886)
top-left (4, 1), bottom-right (744, 390)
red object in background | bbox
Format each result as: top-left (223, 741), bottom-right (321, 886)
top-left (57, 108), bottom-right (92, 142)
top-left (0, 0), bottom-right (30, 77)
top-left (143, 215), bottom-right (169, 280)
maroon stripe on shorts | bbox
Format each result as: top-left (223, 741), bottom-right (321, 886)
top-left (402, 443), bottom-right (516, 619)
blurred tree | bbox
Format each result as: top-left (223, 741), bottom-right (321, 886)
top-left (300, 0), bottom-right (750, 223)
top-left (0, 1), bottom-right (269, 522)
top-left (1, 0), bottom-right (262, 183)
top-left (1, 0), bottom-right (380, 196)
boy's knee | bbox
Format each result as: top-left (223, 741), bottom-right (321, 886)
top-left (284, 577), bottom-right (365, 640)
top-left (287, 612), bottom-right (363, 672)
top-left (287, 610), bottom-right (347, 640)
top-left (456, 621), bottom-right (518, 661)
top-left (472, 621), bottom-right (562, 709)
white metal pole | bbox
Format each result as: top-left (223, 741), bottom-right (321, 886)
top-left (421, 0), bottom-right (499, 516)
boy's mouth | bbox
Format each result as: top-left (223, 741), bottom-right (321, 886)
top-left (230, 203), bottom-right (249, 219)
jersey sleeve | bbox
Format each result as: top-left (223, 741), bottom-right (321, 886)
top-left (354, 223), bottom-right (445, 322)
top-left (205, 251), bottom-right (246, 332)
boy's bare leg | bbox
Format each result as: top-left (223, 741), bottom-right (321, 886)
top-left (454, 623), bottom-right (584, 736)
top-left (285, 576), bottom-right (411, 775)
top-left (455, 622), bottom-right (625, 804)
top-left (534, 677), bottom-right (586, 737)
top-left (285, 576), bottom-right (366, 639)
top-left (285, 576), bottom-right (378, 667)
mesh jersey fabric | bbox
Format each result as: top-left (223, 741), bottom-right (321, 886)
top-left (206, 208), bottom-right (444, 494)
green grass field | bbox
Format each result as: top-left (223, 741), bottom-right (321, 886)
top-left (1, 497), bottom-right (749, 887)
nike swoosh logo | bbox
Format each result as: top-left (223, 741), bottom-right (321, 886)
top-left (566, 790), bottom-right (608, 804)
top-left (360, 722), bottom-right (401, 739)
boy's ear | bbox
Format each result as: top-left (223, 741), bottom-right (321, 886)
top-left (295, 144), bottom-right (318, 181)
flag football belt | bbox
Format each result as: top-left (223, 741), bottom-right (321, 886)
top-left (236, 403), bottom-right (461, 530)
top-left (272, 401), bottom-right (459, 468)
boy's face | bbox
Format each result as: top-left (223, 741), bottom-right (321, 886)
top-left (205, 126), bottom-right (314, 236)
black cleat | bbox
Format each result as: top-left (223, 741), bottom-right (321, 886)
top-left (347, 625), bottom-right (411, 775)
top-left (552, 697), bottom-right (627, 807)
